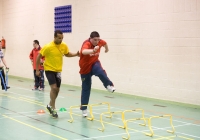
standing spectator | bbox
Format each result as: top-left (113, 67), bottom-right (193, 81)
top-left (29, 40), bottom-right (45, 91)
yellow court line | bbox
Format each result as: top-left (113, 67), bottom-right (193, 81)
top-left (18, 97), bottom-right (44, 106)
top-left (178, 136), bottom-right (194, 140)
top-left (152, 135), bottom-right (176, 140)
top-left (70, 113), bottom-right (173, 140)
top-left (0, 94), bottom-right (45, 107)
top-left (2, 114), bottom-right (68, 140)
top-left (0, 93), bottom-right (183, 140)
top-left (19, 97), bottom-right (43, 104)
top-left (19, 98), bottom-right (45, 107)
top-left (0, 92), bottom-right (172, 140)
top-left (71, 114), bottom-right (195, 140)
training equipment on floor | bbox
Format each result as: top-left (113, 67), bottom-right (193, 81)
top-left (67, 102), bottom-right (175, 140)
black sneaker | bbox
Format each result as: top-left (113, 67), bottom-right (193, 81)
top-left (46, 105), bottom-right (52, 114)
top-left (2, 86), bottom-right (10, 90)
top-left (52, 109), bottom-right (58, 118)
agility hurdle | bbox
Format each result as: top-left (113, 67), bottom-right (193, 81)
top-left (145, 115), bottom-right (175, 137)
top-left (98, 109), bottom-right (146, 132)
top-left (122, 114), bottom-right (175, 140)
top-left (68, 102), bottom-right (111, 123)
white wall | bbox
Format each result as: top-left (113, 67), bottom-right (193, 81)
top-left (1, 0), bottom-right (200, 105)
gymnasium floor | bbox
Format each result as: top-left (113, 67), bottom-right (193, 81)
top-left (0, 76), bottom-right (200, 140)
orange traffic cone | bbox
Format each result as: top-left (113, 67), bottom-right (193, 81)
top-left (37, 110), bottom-right (45, 114)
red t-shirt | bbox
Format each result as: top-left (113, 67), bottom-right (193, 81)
top-left (79, 39), bottom-right (106, 74)
top-left (29, 46), bottom-right (45, 70)
top-left (1, 39), bottom-right (5, 49)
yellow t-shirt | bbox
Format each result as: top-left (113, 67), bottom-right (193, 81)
top-left (40, 41), bottom-right (69, 72)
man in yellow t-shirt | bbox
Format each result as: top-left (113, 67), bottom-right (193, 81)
top-left (36, 30), bottom-right (79, 118)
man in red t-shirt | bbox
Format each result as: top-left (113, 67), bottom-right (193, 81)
top-left (1, 37), bottom-right (5, 49)
top-left (79, 31), bottom-right (115, 117)
top-left (29, 40), bottom-right (45, 91)
top-left (1, 37), bottom-right (6, 55)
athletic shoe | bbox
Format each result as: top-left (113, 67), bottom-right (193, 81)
top-left (52, 109), bottom-right (58, 118)
top-left (106, 85), bottom-right (116, 93)
top-left (46, 105), bottom-right (52, 114)
top-left (82, 109), bottom-right (87, 117)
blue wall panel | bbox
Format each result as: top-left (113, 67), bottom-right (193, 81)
top-left (54, 5), bottom-right (72, 33)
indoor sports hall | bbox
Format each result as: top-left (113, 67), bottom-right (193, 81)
top-left (0, 0), bottom-right (200, 140)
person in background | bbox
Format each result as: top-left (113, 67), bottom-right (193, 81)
top-left (29, 40), bottom-right (45, 91)
top-left (1, 37), bottom-right (6, 55)
top-left (0, 40), bottom-right (10, 90)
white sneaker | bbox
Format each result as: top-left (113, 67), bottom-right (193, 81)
top-left (32, 87), bottom-right (38, 90)
top-left (82, 109), bottom-right (87, 117)
top-left (106, 85), bottom-right (116, 93)
top-left (39, 88), bottom-right (44, 91)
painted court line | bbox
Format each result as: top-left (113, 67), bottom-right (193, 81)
top-left (91, 111), bottom-right (191, 130)
top-left (67, 113), bottom-right (174, 140)
top-left (10, 85), bottom-right (65, 98)
top-left (0, 107), bottom-right (114, 118)
top-left (97, 111), bottom-right (200, 139)
top-left (151, 126), bottom-right (200, 139)
top-left (2, 107), bottom-right (113, 115)
top-left (68, 111), bottom-right (196, 140)
top-left (72, 123), bottom-right (191, 140)
top-left (0, 114), bottom-right (46, 119)
top-left (1, 114), bottom-right (68, 140)
top-left (4, 110), bottom-right (40, 114)
top-left (0, 99), bottom-right (19, 101)
top-left (72, 131), bottom-right (137, 140)
top-left (7, 91), bottom-right (39, 99)
top-left (2, 86), bottom-right (200, 139)
top-left (178, 135), bottom-right (195, 140)
top-left (13, 85), bottom-right (200, 127)
top-left (0, 93), bottom-right (45, 107)
top-left (1, 105), bottom-right (198, 140)
top-left (0, 104), bottom-right (197, 140)
top-left (89, 111), bottom-right (200, 139)
top-left (0, 106), bottom-right (92, 139)
top-left (112, 106), bottom-right (200, 127)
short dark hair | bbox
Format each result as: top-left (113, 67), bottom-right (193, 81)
top-left (33, 40), bottom-right (39, 45)
top-left (54, 30), bottom-right (63, 37)
top-left (90, 31), bottom-right (100, 38)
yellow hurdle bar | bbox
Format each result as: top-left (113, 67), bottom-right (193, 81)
top-left (88, 102), bottom-right (112, 121)
top-left (122, 109), bottom-right (146, 128)
top-left (98, 108), bottom-right (146, 132)
top-left (145, 115), bottom-right (175, 137)
top-left (122, 117), bottom-right (148, 140)
top-left (98, 111), bottom-right (124, 132)
top-left (68, 102), bottom-right (111, 123)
